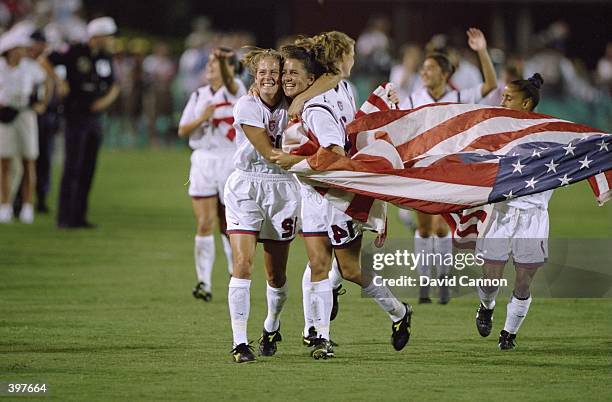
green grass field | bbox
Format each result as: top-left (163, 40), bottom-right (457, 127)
top-left (1, 147), bottom-right (611, 401)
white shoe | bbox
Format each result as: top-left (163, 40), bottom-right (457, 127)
top-left (19, 203), bottom-right (34, 224)
top-left (0, 204), bottom-right (12, 223)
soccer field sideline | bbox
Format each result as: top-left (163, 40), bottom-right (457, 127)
top-left (1, 147), bottom-right (610, 401)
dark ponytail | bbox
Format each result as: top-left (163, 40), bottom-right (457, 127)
top-left (510, 73), bottom-right (544, 108)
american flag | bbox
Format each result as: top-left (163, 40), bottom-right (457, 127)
top-left (285, 90), bottom-right (611, 244)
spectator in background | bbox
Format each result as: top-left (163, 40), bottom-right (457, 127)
top-left (178, 32), bottom-right (208, 100)
top-left (0, 27), bottom-right (51, 223)
top-left (356, 15), bottom-right (393, 87)
top-left (142, 41), bottom-right (176, 146)
top-left (389, 43), bottom-right (423, 103)
top-left (596, 42), bottom-right (612, 94)
top-left (39, 16), bottom-right (120, 229)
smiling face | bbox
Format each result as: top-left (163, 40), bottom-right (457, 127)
top-left (282, 58), bottom-right (314, 98)
top-left (338, 46), bottom-right (355, 78)
top-left (255, 56), bottom-right (281, 99)
top-left (500, 84), bottom-right (533, 111)
top-left (420, 57), bottom-right (449, 90)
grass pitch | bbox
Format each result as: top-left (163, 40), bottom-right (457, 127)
top-left (1, 147), bottom-right (610, 401)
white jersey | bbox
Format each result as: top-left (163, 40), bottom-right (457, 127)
top-left (301, 80), bottom-right (357, 149)
top-left (233, 95), bottom-right (289, 174)
top-left (400, 84), bottom-right (483, 109)
top-left (179, 79), bottom-right (246, 151)
top-left (501, 190), bottom-right (554, 210)
top-left (0, 57), bottom-right (46, 108)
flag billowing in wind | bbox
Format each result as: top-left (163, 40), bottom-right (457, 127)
top-left (285, 88), bottom-right (611, 244)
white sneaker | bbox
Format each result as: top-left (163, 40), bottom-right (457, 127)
top-left (0, 203), bottom-right (12, 223)
top-left (19, 203), bottom-right (34, 224)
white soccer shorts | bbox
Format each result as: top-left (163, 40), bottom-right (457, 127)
top-left (224, 170), bottom-right (301, 242)
top-left (188, 149), bottom-right (235, 203)
top-left (0, 110), bottom-right (38, 160)
top-left (476, 205), bottom-right (549, 266)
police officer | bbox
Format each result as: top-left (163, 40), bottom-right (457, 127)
top-left (40, 17), bottom-right (120, 228)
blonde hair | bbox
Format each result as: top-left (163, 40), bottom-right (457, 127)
top-left (241, 47), bottom-right (283, 76)
top-left (311, 31), bottom-right (355, 75)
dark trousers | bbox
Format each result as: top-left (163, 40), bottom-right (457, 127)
top-left (57, 115), bottom-right (102, 226)
top-left (36, 111), bottom-right (60, 205)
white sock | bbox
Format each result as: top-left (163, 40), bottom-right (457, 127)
top-left (414, 230), bottom-right (434, 278)
top-left (329, 257), bottom-right (343, 289)
top-left (195, 235), bottom-right (215, 292)
top-left (477, 285), bottom-right (499, 310)
top-left (433, 233), bottom-right (452, 277)
top-left (363, 281), bottom-right (407, 322)
top-left (302, 264), bottom-right (314, 336)
top-left (504, 295), bottom-right (532, 334)
top-left (264, 282), bottom-right (288, 332)
top-left (228, 277), bottom-right (251, 346)
top-left (310, 279), bottom-right (332, 340)
top-left (221, 235), bottom-right (233, 275)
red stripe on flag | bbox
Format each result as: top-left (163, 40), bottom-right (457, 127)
top-left (345, 194), bottom-right (375, 222)
top-left (459, 209), bottom-right (488, 224)
top-left (456, 224), bottom-right (479, 238)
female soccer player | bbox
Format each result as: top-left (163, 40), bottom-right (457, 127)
top-left (401, 28), bottom-right (497, 304)
top-left (474, 73), bottom-right (551, 350)
top-left (178, 48), bottom-right (245, 302)
top-left (272, 39), bottom-right (411, 360)
top-left (224, 48), bottom-right (301, 363)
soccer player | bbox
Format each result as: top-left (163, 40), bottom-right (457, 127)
top-left (474, 73), bottom-right (550, 350)
top-left (224, 48), bottom-right (300, 363)
top-left (272, 40), bottom-right (412, 360)
top-left (178, 48), bottom-right (245, 302)
top-left (400, 28), bottom-right (497, 304)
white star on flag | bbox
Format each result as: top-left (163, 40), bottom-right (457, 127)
top-left (544, 159), bottom-right (559, 173)
top-left (578, 155), bottom-right (592, 169)
top-left (598, 139), bottom-right (609, 152)
top-left (524, 177), bottom-right (538, 189)
top-left (531, 149), bottom-right (542, 158)
top-left (563, 142), bottom-right (576, 156)
top-left (503, 190), bottom-right (514, 199)
top-left (512, 160), bottom-right (525, 174)
top-left (558, 174), bottom-right (572, 186)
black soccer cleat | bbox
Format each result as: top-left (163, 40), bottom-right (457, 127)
top-left (258, 327), bottom-right (282, 356)
top-left (330, 285), bottom-right (346, 321)
top-left (391, 302), bottom-right (413, 351)
top-left (231, 343), bottom-right (256, 363)
top-left (192, 282), bottom-right (212, 302)
top-left (498, 330), bottom-right (517, 350)
top-left (310, 337), bottom-right (335, 360)
top-left (475, 303), bottom-right (494, 337)
top-left (302, 326), bottom-right (318, 347)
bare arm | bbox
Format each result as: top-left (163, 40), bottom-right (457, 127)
top-left (216, 49), bottom-right (239, 95)
top-left (288, 73), bottom-right (342, 118)
top-left (91, 84), bottom-right (120, 113)
top-left (178, 104), bottom-right (215, 138)
top-left (38, 55), bottom-right (69, 98)
top-left (467, 28), bottom-right (497, 97)
top-left (242, 124), bottom-right (277, 161)
top-left (32, 63), bottom-right (54, 114)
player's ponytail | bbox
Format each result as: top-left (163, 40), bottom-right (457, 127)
top-left (311, 31), bottom-right (355, 75)
top-left (510, 73), bottom-right (545, 109)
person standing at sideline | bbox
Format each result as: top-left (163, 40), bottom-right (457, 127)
top-left (39, 17), bottom-right (120, 229)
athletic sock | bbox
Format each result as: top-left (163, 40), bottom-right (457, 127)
top-left (228, 277), bottom-right (251, 346)
top-left (433, 232), bottom-right (452, 277)
top-left (504, 294), bottom-right (532, 334)
top-left (195, 235), bottom-right (215, 292)
top-left (414, 230), bottom-right (434, 298)
top-left (302, 263), bottom-right (314, 337)
top-left (264, 282), bottom-right (288, 332)
top-left (477, 285), bottom-right (499, 310)
top-left (220, 234), bottom-right (233, 275)
top-left (363, 282), bottom-right (406, 322)
top-left (329, 257), bottom-right (343, 290)
top-left (310, 279), bottom-right (332, 340)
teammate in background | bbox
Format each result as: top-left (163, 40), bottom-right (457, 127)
top-left (400, 28), bottom-right (497, 305)
top-left (475, 74), bottom-right (550, 350)
top-left (178, 48), bottom-right (245, 302)
top-left (272, 40), bottom-right (412, 360)
top-left (0, 28), bottom-right (51, 224)
top-left (224, 48), bottom-right (299, 363)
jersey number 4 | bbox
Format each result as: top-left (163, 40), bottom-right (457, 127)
top-left (331, 220), bottom-right (355, 244)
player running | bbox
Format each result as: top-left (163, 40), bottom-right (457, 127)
top-left (224, 48), bottom-right (300, 363)
top-left (474, 73), bottom-right (551, 350)
top-left (400, 28), bottom-right (497, 304)
top-left (178, 48), bottom-right (245, 302)
top-left (272, 38), bottom-right (412, 360)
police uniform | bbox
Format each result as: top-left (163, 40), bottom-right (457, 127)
top-left (48, 42), bottom-right (115, 227)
